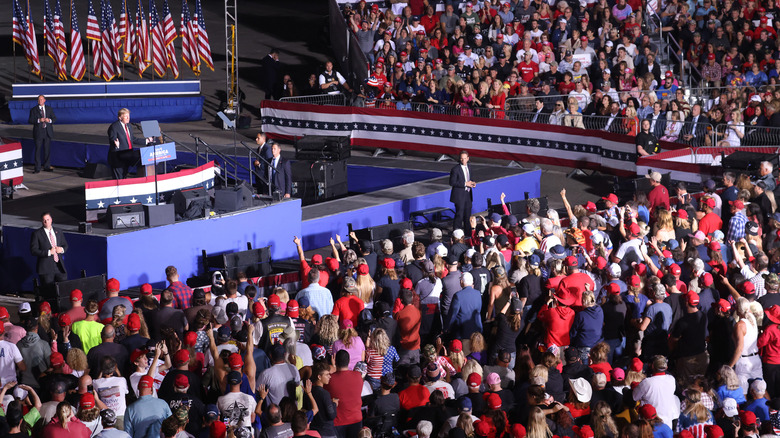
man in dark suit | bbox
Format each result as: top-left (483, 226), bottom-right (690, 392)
top-left (252, 132), bottom-right (274, 194)
top-left (269, 143), bottom-right (292, 200)
top-left (680, 104), bottom-right (710, 146)
top-left (528, 99), bottom-right (550, 124)
top-left (259, 49), bottom-right (281, 100)
top-left (450, 150), bottom-right (476, 233)
top-left (28, 95), bottom-right (56, 173)
top-left (29, 212), bottom-right (68, 291)
top-left (646, 102), bottom-right (667, 138)
top-left (107, 108), bottom-right (150, 179)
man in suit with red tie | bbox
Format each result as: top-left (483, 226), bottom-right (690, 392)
top-left (29, 212), bottom-right (68, 291)
top-left (28, 95), bottom-right (56, 173)
top-left (107, 108), bottom-right (151, 179)
top-left (449, 150), bottom-right (476, 233)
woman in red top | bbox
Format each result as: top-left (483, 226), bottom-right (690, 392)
top-left (557, 72), bottom-right (576, 95)
top-left (430, 28), bottom-right (448, 51)
top-left (487, 79), bottom-right (507, 119)
top-left (331, 277), bottom-right (365, 327)
top-left (42, 402), bottom-right (91, 438)
top-left (588, 342), bottom-right (613, 381)
top-left (565, 378), bottom-right (592, 421)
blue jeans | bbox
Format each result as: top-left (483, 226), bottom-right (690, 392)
top-left (605, 337), bottom-right (625, 363)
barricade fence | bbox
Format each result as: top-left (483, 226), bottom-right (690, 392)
top-left (279, 93), bottom-right (348, 106)
top-left (714, 123), bottom-right (780, 148)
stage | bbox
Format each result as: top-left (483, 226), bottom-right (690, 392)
top-left (0, 130), bottom-right (540, 294)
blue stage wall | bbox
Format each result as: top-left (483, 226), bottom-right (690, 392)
top-left (347, 166), bottom-right (445, 193)
top-left (10, 96), bottom-right (204, 125)
top-left (300, 170), bottom-right (541, 249)
top-left (1, 200), bottom-right (301, 293)
top-left (0, 226), bottom-right (108, 293)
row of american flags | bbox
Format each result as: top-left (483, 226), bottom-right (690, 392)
top-left (11, 0), bottom-right (213, 82)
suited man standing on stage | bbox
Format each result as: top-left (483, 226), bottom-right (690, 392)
top-left (107, 108), bottom-right (151, 179)
top-left (253, 132), bottom-right (275, 194)
top-left (269, 143), bottom-right (292, 200)
top-left (28, 95), bottom-right (56, 173)
top-left (29, 212), bottom-right (68, 289)
top-left (450, 150), bottom-right (476, 233)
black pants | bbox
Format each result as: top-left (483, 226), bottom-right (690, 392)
top-left (38, 269), bottom-right (67, 298)
top-left (453, 196), bottom-right (472, 233)
top-left (335, 422), bottom-right (362, 438)
top-left (34, 134), bottom-right (51, 171)
top-left (764, 362), bottom-right (780, 398)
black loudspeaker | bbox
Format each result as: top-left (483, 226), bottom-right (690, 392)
top-left (205, 246), bottom-right (272, 279)
top-left (488, 196), bottom-right (549, 219)
top-left (295, 136), bottom-right (351, 161)
top-left (144, 204), bottom-right (175, 227)
top-left (55, 274), bottom-right (107, 311)
top-left (291, 160), bottom-right (348, 205)
top-left (213, 184), bottom-right (254, 212)
top-left (107, 204), bottom-right (145, 229)
top-left (722, 151), bottom-right (779, 172)
top-left (172, 187), bottom-right (210, 219)
top-left (237, 115), bottom-right (251, 129)
top-left (81, 163), bottom-right (112, 179)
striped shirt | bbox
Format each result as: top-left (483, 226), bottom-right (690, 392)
top-left (726, 212), bottom-right (748, 242)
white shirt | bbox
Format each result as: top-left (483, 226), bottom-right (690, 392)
top-left (461, 165), bottom-right (470, 187)
top-left (217, 391), bottom-right (257, 429)
top-left (425, 381), bottom-right (455, 399)
top-left (0, 340), bottom-right (23, 385)
top-left (633, 374), bottom-right (680, 427)
top-left (95, 376), bottom-right (129, 416)
top-left (216, 295), bottom-right (249, 319)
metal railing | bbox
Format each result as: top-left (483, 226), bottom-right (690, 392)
top-left (279, 93), bottom-right (348, 106)
top-left (714, 123), bottom-right (780, 148)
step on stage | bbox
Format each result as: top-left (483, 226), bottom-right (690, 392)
top-left (0, 156), bottom-right (540, 294)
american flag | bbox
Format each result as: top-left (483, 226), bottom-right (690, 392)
top-left (54, 0), bottom-right (69, 75)
top-left (119, 0), bottom-right (135, 62)
top-left (194, 0), bottom-right (213, 70)
top-left (135, 0), bottom-right (149, 75)
top-left (104, 0), bottom-right (122, 76)
top-left (86, 0), bottom-right (101, 78)
top-left (12, 0), bottom-right (25, 48)
top-left (149, 0), bottom-right (167, 77)
top-left (24, 0), bottom-right (42, 77)
top-left (162, 0), bottom-right (179, 78)
top-left (69, 0), bottom-right (85, 80)
top-left (44, 0), bottom-right (66, 80)
top-left (180, 0), bottom-right (199, 75)
top-left (100, 0), bottom-right (116, 80)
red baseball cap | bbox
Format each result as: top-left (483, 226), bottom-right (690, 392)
top-left (173, 349), bottom-right (190, 365)
top-left (183, 331), bottom-right (198, 347)
top-left (742, 281), bottom-right (756, 294)
top-left (715, 298), bottom-right (731, 313)
top-left (58, 313), bottom-right (72, 328)
top-left (138, 375), bottom-right (155, 389)
top-left (106, 278), bottom-right (120, 292)
top-left (383, 257), bottom-right (396, 269)
top-left (268, 294), bottom-right (282, 308)
top-left (602, 193), bottom-right (618, 204)
top-left (708, 53), bottom-right (716, 60)
top-left (175, 374), bottom-right (190, 388)
top-left (451, 339), bottom-right (463, 352)
top-left (629, 275), bottom-right (641, 287)
top-left (400, 278), bottom-right (413, 290)
top-left (50, 352), bottom-right (65, 366)
top-left (629, 223), bottom-right (641, 236)
top-left (140, 283), bottom-right (153, 296)
top-left (39, 302), bottom-right (51, 314)
top-left (709, 241), bottom-right (721, 251)
top-left (703, 197), bottom-right (716, 208)
top-left (739, 410), bottom-right (757, 426)
top-left (358, 264), bottom-right (369, 275)
top-left (131, 349), bottom-right (147, 363)
top-left (676, 209), bottom-right (689, 219)
top-left (730, 199), bottom-right (745, 210)
top-left (210, 421), bottom-right (227, 438)
top-left (607, 283), bottom-right (621, 295)
top-left (127, 313), bottom-right (141, 331)
top-left (638, 404), bottom-right (657, 419)
top-left (634, 263), bottom-right (647, 276)
top-left (565, 255), bottom-right (578, 267)
top-left (80, 393), bottom-right (95, 409)
top-left (665, 70), bottom-right (673, 78)
top-left (467, 372), bottom-right (482, 388)
top-left (252, 301), bottom-right (266, 318)
top-left (687, 292), bottom-right (700, 306)
top-left (670, 264), bottom-right (681, 275)
top-left (701, 272), bottom-right (714, 287)
top-left (596, 256), bottom-right (607, 270)
top-left (70, 289), bottom-right (83, 301)
top-left (287, 299), bottom-right (299, 318)
top-left (311, 254), bottom-right (323, 265)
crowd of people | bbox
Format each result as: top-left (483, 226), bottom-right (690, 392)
top-left (4, 159), bottom-right (780, 438)
top-left (313, 0), bottom-right (780, 146)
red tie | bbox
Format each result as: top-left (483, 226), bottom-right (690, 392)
top-left (125, 124), bottom-right (132, 150)
top-left (49, 230), bottom-right (59, 263)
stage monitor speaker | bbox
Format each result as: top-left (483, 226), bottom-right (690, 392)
top-left (295, 136), bottom-right (351, 161)
top-left (213, 184), bottom-right (254, 213)
top-left (172, 187), bottom-right (209, 220)
top-left (81, 163), bottom-right (112, 179)
top-left (107, 204), bottom-right (145, 229)
top-left (55, 274), bottom-right (107, 312)
top-left (722, 151), bottom-right (779, 172)
top-left (205, 246), bottom-right (272, 278)
top-left (144, 204), bottom-right (175, 227)
top-left (633, 171), bottom-right (672, 195)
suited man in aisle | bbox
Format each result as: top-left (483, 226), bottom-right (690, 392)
top-left (269, 143), bottom-right (292, 200)
top-left (252, 132), bottom-right (274, 194)
top-left (29, 212), bottom-right (68, 291)
top-left (28, 95), bottom-right (56, 173)
top-left (450, 150), bottom-right (476, 233)
top-left (107, 108), bottom-right (151, 179)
